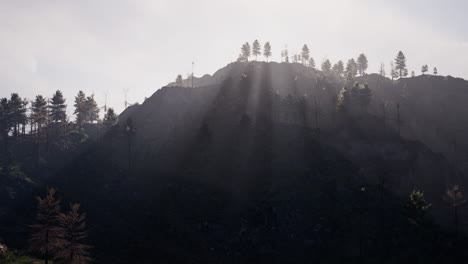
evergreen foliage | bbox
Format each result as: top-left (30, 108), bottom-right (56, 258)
top-left (332, 60), bottom-right (344, 76)
top-left (301, 44), bottom-right (310, 65)
top-left (49, 90), bottom-right (67, 123)
top-left (29, 188), bottom-right (62, 264)
top-left (321, 59), bottom-right (331, 73)
top-left (308, 57), bottom-right (315, 69)
top-left (394, 51), bottom-right (407, 78)
top-left (345, 58), bottom-right (358, 77)
top-left (252, 40), bottom-right (261, 60)
top-left (240, 42), bottom-right (251, 62)
top-left (103, 108), bottom-right (118, 128)
top-left (55, 204), bottom-right (91, 264)
top-left (263, 42), bottom-right (272, 61)
top-left (421, 65), bottom-right (428, 74)
top-left (357, 53), bottom-right (368, 75)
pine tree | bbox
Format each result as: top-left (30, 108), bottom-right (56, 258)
top-left (241, 42), bottom-right (251, 62)
top-left (345, 59), bottom-right (358, 77)
top-left (301, 44), bottom-right (310, 65)
top-left (0, 98), bottom-right (12, 159)
top-left (74, 91), bottom-right (86, 132)
top-left (309, 57), bottom-right (316, 69)
top-left (421, 65), bottom-right (428, 75)
top-left (28, 100), bottom-right (35, 135)
top-left (263, 42), bottom-right (272, 61)
top-left (32, 95), bottom-right (48, 131)
top-left (433, 67), bottom-right (438, 75)
top-left (405, 189), bottom-right (431, 225)
top-left (321, 59), bottom-right (332, 73)
top-left (29, 188), bottom-right (62, 264)
top-left (49, 90), bottom-right (67, 123)
top-left (443, 185), bottom-right (466, 237)
top-left (9, 93), bottom-right (26, 140)
top-left (357, 54), bottom-right (368, 75)
top-left (84, 95), bottom-right (99, 124)
top-left (252, 40), bottom-right (261, 60)
top-left (394, 51), bottom-right (407, 78)
top-left (332, 60), bottom-right (344, 76)
top-left (21, 99), bottom-right (29, 136)
top-left (332, 63), bottom-right (339, 75)
top-left (175, 74), bottom-right (183, 86)
top-left (103, 108), bottom-right (118, 128)
top-left (55, 203), bottom-right (91, 264)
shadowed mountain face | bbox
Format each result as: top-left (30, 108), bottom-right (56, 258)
top-left (359, 73), bottom-right (468, 171)
top-left (158, 62), bottom-right (468, 176)
top-left (4, 62), bottom-right (468, 263)
top-left (117, 62), bottom-right (465, 193)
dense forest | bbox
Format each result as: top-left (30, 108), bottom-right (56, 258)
top-left (1, 41), bottom-right (468, 263)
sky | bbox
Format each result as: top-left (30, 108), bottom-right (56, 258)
top-left (1, 0), bottom-right (467, 115)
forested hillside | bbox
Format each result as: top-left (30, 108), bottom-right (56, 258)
top-left (1, 58), bottom-right (468, 263)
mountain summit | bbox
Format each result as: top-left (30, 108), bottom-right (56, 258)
top-left (36, 61), bottom-right (467, 263)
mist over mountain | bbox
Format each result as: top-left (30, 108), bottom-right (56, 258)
top-left (2, 0), bottom-right (468, 263)
top-left (3, 60), bottom-right (468, 263)
top-left (3, 54), bottom-right (468, 263)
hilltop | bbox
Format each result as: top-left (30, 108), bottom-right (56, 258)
top-left (49, 62), bottom-right (468, 262)
top-left (2, 61), bottom-right (468, 263)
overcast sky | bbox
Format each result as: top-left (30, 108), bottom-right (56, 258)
top-left (1, 0), bottom-right (467, 115)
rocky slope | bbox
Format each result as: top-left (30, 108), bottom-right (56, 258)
top-left (4, 61), bottom-right (468, 263)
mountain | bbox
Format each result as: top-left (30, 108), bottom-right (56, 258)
top-left (358, 73), bottom-right (468, 171)
top-left (3, 61), bottom-right (468, 263)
